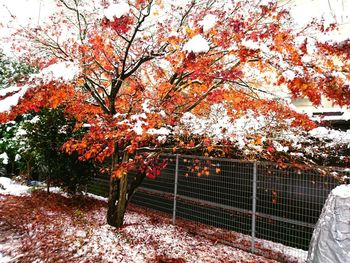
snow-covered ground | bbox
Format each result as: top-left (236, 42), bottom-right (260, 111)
top-left (0, 177), bottom-right (29, 196)
top-left (0, 177), bottom-right (309, 262)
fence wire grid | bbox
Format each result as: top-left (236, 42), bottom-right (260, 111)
top-left (88, 154), bottom-right (347, 262)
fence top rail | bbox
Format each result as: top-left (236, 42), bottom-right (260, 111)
top-left (165, 154), bottom-right (254, 164)
top-left (159, 153), bottom-right (350, 176)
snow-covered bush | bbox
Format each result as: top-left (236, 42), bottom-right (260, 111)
top-left (0, 50), bottom-right (36, 89)
top-left (176, 104), bottom-right (350, 167)
top-left (0, 120), bottom-right (29, 177)
top-left (0, 108), bottom-right (96, 194)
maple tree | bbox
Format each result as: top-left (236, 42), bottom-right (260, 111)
top-left (0, 0), bottom-right (349, 227)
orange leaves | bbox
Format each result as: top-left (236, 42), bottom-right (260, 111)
top-left (167, 34), bottom-right (182, 49)
top-left (63, 140), bottom-right (88, 156)
top-left (113, 166), bottom-right (127, 178)
top-left (272, 32), bottom-right (291, 52)
top-left (184, 27), bottom-right (201, 38)
top-left (6, 0), bottom-right (350, 176)
top-left (253, 136), bottom-right (263, 146)
top-left (48, 88), bottom-right (71, 108)
top-left (0, 112), bottom-right (9, 124)
top-left (89, 35), bottom-right (104, 50)
top-left (238, 47), bottom-right (259, 63)
top-left (288, 78), bottom-right (321, 106)
top-left (3, 83), bottom-right (79, 122)
top-left (317, 40), bottom-right (350, 59)
top-left (272, 190), bottom-right (278, 205)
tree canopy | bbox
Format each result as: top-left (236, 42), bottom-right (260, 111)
top-left (0, 0), bottom-right (349, 226)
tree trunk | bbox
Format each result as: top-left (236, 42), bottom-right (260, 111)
top-left (26, 159), bottom-right (31, 180)
top-left (107, 172), bottom-right (128, 227)
top-left (47, 174), bottom-right (50, 194)
top-left (107, 151), bottom-right (129, 227)
top-left (115, 172), bottom-right (128, 226)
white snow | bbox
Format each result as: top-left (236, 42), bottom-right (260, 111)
top-left (225, 229), bottom-right (308, 262)
top-left (0, 86), bottom-right (20, 97)
top-left (141, 100), bottom-right (151, 113)
top-left (0, 178), bottom-right (309, 262)
top-left (103, 2), bottom-right (130, 20)
top-left (0, 153), bottom-right (9, 165)
top-left (0, 251), bottom-right (12, 263)
top-left (282, 70), bottom-right (296, 81)
top-left (33, 61), bottom-right (80, 83)
top-left (147, 127), bottom-right (171, 143)
top-left (147, 127), bottom-right (171, 135)
top-left (14, 154), bottom-right (21, 162)
top-left (290, 0), bottom-right (350, 28)
top-left (183, 35), bottom-right (210, 54)
top-left (242, 39), bottom-right (261, 50)
top-left (166, 0), bottom-right (191, 6)
top-left (199, 14), bottom-right (217, 32)
top-left (309, 127), bottom-right (350, 144)
top-left (29, 116), bottom-right (40, 124)
top-left (0, 177), bottom-right (29, 196)
top-left (0, 85), bottom-right (29, 113)
top-left (85, 192), bottom-right (108, 202)
top-left (273, 141), bottom-right (289, 152)
top-left (130, 114), bottom-right (148, 135)
top-left (15, 128), bottom-right (27, 136)
top-left (179, 105), bottom-right (272, 150)
top-left (309, 127), bottom-right (329, 137)
top-left (69, 207), bottom-right (276, 262)
top-left (332, 184), bottom-right (350, 198)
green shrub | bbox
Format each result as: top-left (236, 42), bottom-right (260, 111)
top-left (23, 107), bottom-right (96, 195)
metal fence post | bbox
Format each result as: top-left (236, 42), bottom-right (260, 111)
top-left (251, 161), bottom-right (257, 253)
top-left (172, 154), bottom-right (179, 224)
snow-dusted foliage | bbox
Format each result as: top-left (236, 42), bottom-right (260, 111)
top-left (183, 35), bottom-right (210, 53)
top-left (1, 0), bottom-right (350, 227)
top-left (199, 14), bottom-right (217, 32)
top-left (103, 2), bottom-right (130, 20)
top-left (0, 120), bottom-right (30, 171)
top-left (0, 51), bottom-right (36, 113)
top-left (0, 61), bottom-right (80, 113)
top-left (33, 62), bottom-right (80, 84)
top-left (0, 152), bottom-right (9, 165)
top-left (0, 50), bottom-right (35, 89)
top-left (0, 85), bottom-right (29, 113)
top-left (174, 103), bottom-right (350, 166)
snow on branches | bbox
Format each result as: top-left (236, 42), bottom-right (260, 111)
top-left (1, 0), bottom-right (350, 171)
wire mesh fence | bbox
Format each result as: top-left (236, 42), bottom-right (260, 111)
top-left (88, 154), bottom-right (347, 262)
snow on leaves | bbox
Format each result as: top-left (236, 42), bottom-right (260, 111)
top-left (103, 2), bottom-right (130, 20)
top-left (183, 35), bottom-right (210, 54)
top-left (0, 0), bottom-right (350, 176)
